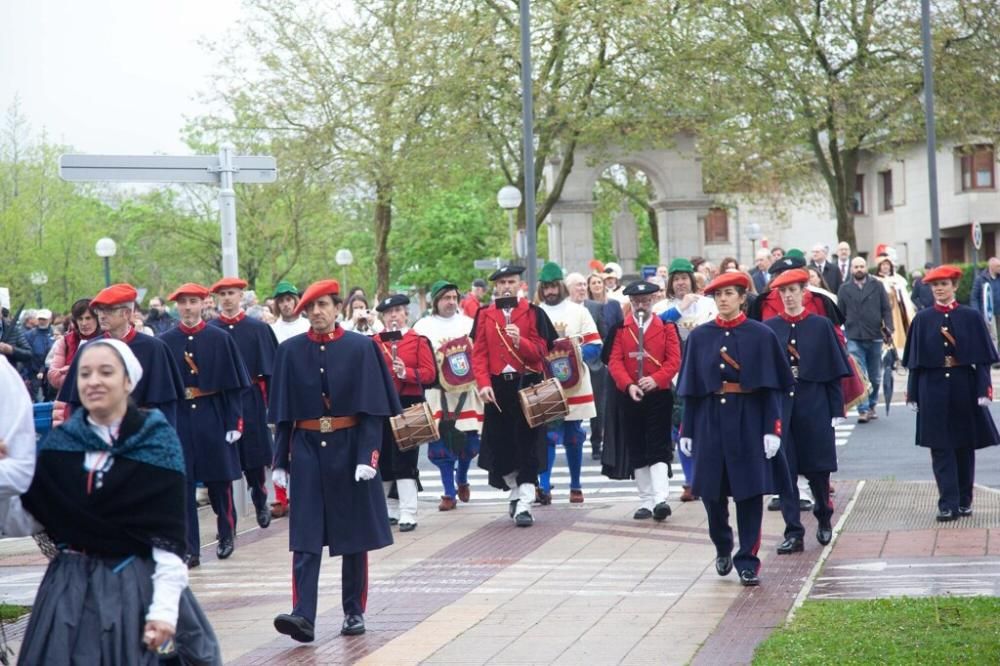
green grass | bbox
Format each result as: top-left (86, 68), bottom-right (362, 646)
top-left (0, 604), bottom-right (28, 621)
top-left (753, 597), bottom-right (1000, 665)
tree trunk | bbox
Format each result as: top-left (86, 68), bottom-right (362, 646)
top-left (836, 148), bottom-right (860, 251)
top-left (374, 180), bottom-right (392, 298)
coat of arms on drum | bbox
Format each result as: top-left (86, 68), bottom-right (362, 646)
top-left (438, 336), bottom-right (476, 391)
top-left (544, 338), bottom-right (581, 389)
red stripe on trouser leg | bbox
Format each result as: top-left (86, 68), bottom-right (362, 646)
top-left (360, 552), bottom-right (368, 613)
top-left (292, 559), bottom-right (298, 607)
top-left (752, 530), bottom-right (762, 573)
top-left (226, 485), bottom-right (235, 533)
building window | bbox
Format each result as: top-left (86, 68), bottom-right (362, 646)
top-left (851, 174), bottom-right (865, 214)
top-left (879, 170), bottom-right (893, 211)
top-left (960, 144), bottom-right (995, 191)
top-left (704, 207), bottom-right (729, 244)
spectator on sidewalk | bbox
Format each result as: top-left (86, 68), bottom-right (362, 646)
top-left (47, 298), bottom-right (100, 392)
top-left (809, 243), bottom-right (842, 294)
top-left (970, 258), bottom-right (1000, 333)
top-left (910, 265), bottom-right (935, 311)
top-left (838, 257), bottom-right (893, 423)
top-left (750, 249), bottom-right (771, 293)
top-left (833, 242), bottom-right (852, 290)
top-left (0, 309), bottom-right (31, 369)
top-left (24, 309), bottom-right (55, 401)
top-left (461, 279), bottom-right (487, 318)
top-left (145, 296), bottom-right (176, 335)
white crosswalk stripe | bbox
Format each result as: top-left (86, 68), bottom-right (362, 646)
top-left (417, 463), bottom-right (686, 506)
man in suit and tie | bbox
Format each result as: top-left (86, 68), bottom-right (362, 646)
top-left (810, 243), bottom-right (842, 293)
top-left (749, 250), bottom-right (772, 293)
top-left (833, 242), bottom-right (851, 292)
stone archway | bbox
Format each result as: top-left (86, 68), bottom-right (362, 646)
top-left (545, 133), bottom-right (715, 275)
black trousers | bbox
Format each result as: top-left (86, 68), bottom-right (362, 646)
top-left (779, 472), bottom-right (833, 539)
top-left (701, 467), bottom-right (763, 574)
top-left (244, 467), bottom-right (268, 512)
top-left (292, 551), bottom-right (368, 624)
top-left (186, 479), bottom-right (237, 556)
top-left (589, 365), bottom-right (608, 452)
top-left (480, 373), bottom-right (546, 488)
top-left (931, 447), bottom-right (975, 512)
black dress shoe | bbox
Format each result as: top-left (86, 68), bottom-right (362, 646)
top-left (515, 511), bottom-right (534, 527)
top-left (341, 613), bottom-right (365, 636)
top-left (937, 508), bottom-right (958, 522)
top-left (509, 500), bottom-right (518, 518)
top-left (739, 569), bottom-right (760, 586)
top-left (216, 536), bottom-right (234, 559)
top-left (633, 507), bottom-right (653, 520)
top-left (715, 555), bottom-right (733, 576)
top-left (388, 517), bottom-right (399, 526)
top-left (274, 613), bottom-right (315, 642)
top-left (257, 506), bottom-right (272, 529)
top-left (399, 522), bottom-right (417, 532)
top-left (776, 536), bottom-right (804, 554)
top-left (186, 555), bottom-right (200, 570)
top-left (799, 499), bottom-right (814, 512)
top-left (767, 496), bottom-right (781, 511)
top-left (591, 448), bottom-right (602, 460)
top-left (652, 501), bottom-right (672, 522)
top-left (816, 525), bottom-right (833, 545)
top-left (958, 506), bottom-right (973, 517)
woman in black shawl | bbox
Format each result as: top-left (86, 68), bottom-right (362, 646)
top-left (0, 338), bottom-right (220, 665)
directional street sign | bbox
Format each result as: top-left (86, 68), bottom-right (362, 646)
top-left (58, 146), bottom-right (277, 277)
top-left (473, 258), bottom-right (504, 270)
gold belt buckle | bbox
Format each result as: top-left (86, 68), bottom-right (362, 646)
top-left (319, 417), bottom-right (333, 433)
top-left (184, 387), bottom-right (196, 400)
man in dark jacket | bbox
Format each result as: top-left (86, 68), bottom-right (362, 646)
top-left (23, 308), bottom-right (55, 401)
top-left (837, 257), bottom-right (893, 423)
top-left (0, 310), bottom-right (32, 370)
top-left (145, 296), bottom-right (177, 336)
top-left (970, 258), bottom-right (1000, 336)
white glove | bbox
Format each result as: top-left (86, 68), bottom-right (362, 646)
top-left (272, 468), bottom-right (288, 489)
top-left (978, 397), bottom-right (992, 406)
top-left (908, 402), bottom-right (919, 412)
top-left (355, 464), bottom-right (377, 481)
top-left (679, 437), bottom-right (693, 457)
top-left (831, 417), bottom-right (845, 428)
top-left (763, 434), bottom-right (781, 459)
top-left (225, 430), bottom-right (242, 444)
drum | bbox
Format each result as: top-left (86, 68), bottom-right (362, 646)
top-left (391, 401), bottom-right (440, 452)
top-left (518, 377), bottom-right (569, 428)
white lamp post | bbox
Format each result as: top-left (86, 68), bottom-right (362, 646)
top-left (95, 237), bottom-right (117, 287)
top-left (497, 186), bottom-right (522, 261)
top-left (29, 271), bottom-right (48, 308)
top-left (335, 248), bottom-right (354, 289)
top-left (746, 222), bottom-right (762, 257)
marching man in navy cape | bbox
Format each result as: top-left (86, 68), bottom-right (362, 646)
top-left (603, 280), bottom-right (681, 521)
top-left (763, 269), bottom-right (853, 553)
top-left (472, 265), bottom-right (558, 527)
top-left (677, 272), bottom-right (795, 586)
top-left (57, 283), bottom-right (185, 425)
top-left (160, 283), bottom-right (251, 566)
top-left (209, 276), bottom-right (280, 529)
top-left (269, 279), bottom-right (400, 642)
top-left (904, 265), bottom-right (1000, 522)
top-left (375, 293), bottom-right (437, 532)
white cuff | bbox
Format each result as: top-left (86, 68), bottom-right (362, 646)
top-left (146, 548), bottom-right (188, 627)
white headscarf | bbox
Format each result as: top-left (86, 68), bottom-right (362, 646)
top-left (80, 338), bottom-right (143, 391)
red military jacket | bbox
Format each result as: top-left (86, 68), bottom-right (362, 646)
top-left (608, 315), bottom-right (682, 392)
top-left (376, 329), bottom-right (436, 398)
top-left (471, 298), bottom-right (553, 388)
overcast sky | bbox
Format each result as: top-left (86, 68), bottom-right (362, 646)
top-left (1, 0), bottom-right (244, 155)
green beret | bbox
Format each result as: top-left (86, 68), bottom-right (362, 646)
top-left (538, 261), bottom-right (564, 283)
top-left (271, 280), bottom-right (299, 299)
top-left (668, 258), bottom-right (695, 274)
top-left (430, 280), bottom-right (459, 302)
top-left (786, 248), bottom-right (805, 260)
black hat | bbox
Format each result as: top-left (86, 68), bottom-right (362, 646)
top-left (472, 278), bottom-right (488, 289)
top-left (622, 280), bottom-right (660, 296)
top-left (375, 293), bottom-right (410, 313)
top-left (488, 265), bottom-right (525, 281)
top-left (768, 255), bottom-right (806, 275)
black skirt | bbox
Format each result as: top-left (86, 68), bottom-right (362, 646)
top-left (19, 550), bottom-right (221, 665)
top-left (602, 388), bottom-right (674, 480)
top-left (478, 373), bottom-right (549, 489)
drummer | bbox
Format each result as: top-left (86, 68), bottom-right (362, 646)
top-left (604, 280), bottom-right (682, 520)
top-left (535, 262), bottom-right (602, 505)
top-left (374, 294), bottom-right (437, 532)
top-left (412, 280), bottom-right (484, 511)
top-left (472, 265), bottom-right (558, 527)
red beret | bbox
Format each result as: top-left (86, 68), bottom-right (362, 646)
top-left (90, 283), bottom-right (138, 308)
top-left (210, 277), bottom-right (248, 293)
top-left (167, 283), bottom-right (211, 301)
top-left (294, 279), bottom-right (341, 316)
top-left (922, 265), bottom-right (963, 284)
top-left (704, 271), bottom-right (751, 295)
top-left (769, 268), bottom-right (810, 290)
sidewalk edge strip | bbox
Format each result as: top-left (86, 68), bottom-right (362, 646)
top-left (785, 479), bottom-right (866, 625)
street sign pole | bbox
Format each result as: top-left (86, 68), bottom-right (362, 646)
top-left (519, 0), bottom-right (538, 294)
top-left (217, 144), bottom-right (239, 277)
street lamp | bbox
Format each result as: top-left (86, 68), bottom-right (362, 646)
top-left (29, 271), bottom-right (47, 308)
top-left (497, 186), bottom-right (522, 261)
top-left (746, 222), bottom-right (762, 257)
top-left (335, 248), bottom-right (354, 289)
top-left (95, 237), bottom-right (117, 287)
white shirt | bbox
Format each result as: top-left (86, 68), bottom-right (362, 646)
top-left (271, 316), bottom-right (310, 344)
top-left (412, 312), bottom-right (475, 350)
